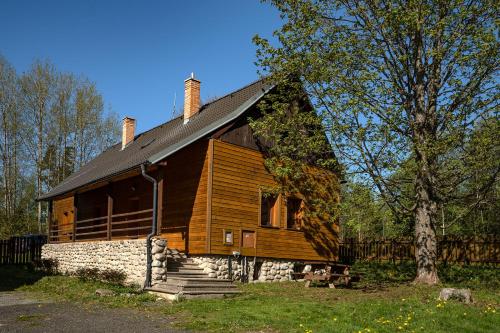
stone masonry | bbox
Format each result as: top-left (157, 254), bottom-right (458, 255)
top-left (41, 237), bottom-right (167, 287)
top-left (190, 255), bottom-right (297, 282)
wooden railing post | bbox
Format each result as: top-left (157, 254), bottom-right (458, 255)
top-left (73, 194), bottom-right (78, 242)
top-left (107, 192), bottom-right (113, 241)
top-left (157, 169), bottom-right (164, 235)
top-left (47, 200), bottom-right (52, 243)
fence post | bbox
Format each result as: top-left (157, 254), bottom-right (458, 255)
top-left (350, 237), bottom-right (355, 264)
top-left (391, 239), bottom-right (395, 264)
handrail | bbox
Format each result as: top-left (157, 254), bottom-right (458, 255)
top-left (162, 226), bottom-right (188, 230)
top-left (111, 208), bottom-right (153, 218)
top-left (49, 230), bottom-right (71, 235)
top-left (50, 222), bottom-right (74, 228)
top-left (75, 216), bottom-right (107, 224)
top-left (76, 237), bottom-right (108, 242)
top-left (111, 217), bottom-right (151, 225)
top-left (111, 226), bottom-right (151, 233)
top-left (76, 223), bottom-right (108, 231)
top-left (111, 217), bottom-right (151, 226)
top-left (75, 230), bottom-right (108, 237)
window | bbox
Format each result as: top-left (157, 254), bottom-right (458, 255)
top-left (286, 197), bottom-right (303, 230)
top-left (259, 192), bottom-right (280, 227)
top-left (223, 229), bottom-right (233, 245)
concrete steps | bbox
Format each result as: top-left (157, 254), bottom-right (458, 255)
top-left (146, 253), bottom-right (240, 300)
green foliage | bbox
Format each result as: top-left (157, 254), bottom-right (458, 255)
top-left (3, 265), bottom-right (499, 332)
top-left (340, 181), bottom-right (410, 239)
top-left (352, 261), bottom-right (500, 289)
top-left (168, 282), bottom-right (500, 332)
top-left (438, 264), bottom-right (500, 289)
top-left (0, 54), bottom-right (120, 237)
top-left (32, 258), bottom-right (59, 275)
top-left (253, 1), bottom-right (499, 279)
top-left (253, 0), bottom-right (499, 217)
top-left (249, 82), bottom-right (341, 224)
top-left (75, 267), bottom-right (127, 285)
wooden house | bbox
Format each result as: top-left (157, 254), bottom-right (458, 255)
top-left (40, 75), bottom-right (339, 290)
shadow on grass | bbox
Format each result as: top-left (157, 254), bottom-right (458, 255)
top-left (0, 265), bottom-right (46, 291)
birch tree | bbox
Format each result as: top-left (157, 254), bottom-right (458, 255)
top-left (19, 60), bottom-right (56, 233)
top-left (0, 55), bottom-right (120, 237)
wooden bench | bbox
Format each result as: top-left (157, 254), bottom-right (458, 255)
top-left (303, 264), bottom-right (354, 288)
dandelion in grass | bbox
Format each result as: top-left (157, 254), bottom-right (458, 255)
top-left (484, 304), bottom-right (497, 314)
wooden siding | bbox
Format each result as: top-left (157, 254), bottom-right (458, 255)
top-left (52, 196), bottom-right (74, 242)
top-left (160, 139), bottom-right (209, 254)
top-left (209, 139), bottom-right (339, 261)
top-left (218, 116), bottom-right (260, 151)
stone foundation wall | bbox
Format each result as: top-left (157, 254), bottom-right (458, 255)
top-left (42, 237), bottom-right (167, 286)
top-left (190, 255), bottom-right (297, 282)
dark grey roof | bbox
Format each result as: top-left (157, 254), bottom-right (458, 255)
top-left (39, 78), bottom-right (273, 200)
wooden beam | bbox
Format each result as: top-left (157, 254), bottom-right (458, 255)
top-left (156, 167), bottom-right (165, 235)
top-left (107, 187), bottom-right (113, 241)
top-left (73, 195), bottom-right (78, 242)
top-left (47, 200), bottom-right (53, 243)
top-left (210, 122), bottom-right (235, 139)
top-left (206, 139), bottom-right (214, 254)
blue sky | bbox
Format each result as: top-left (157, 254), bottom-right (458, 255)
top-left (0, 0), bottom-right (281, 132)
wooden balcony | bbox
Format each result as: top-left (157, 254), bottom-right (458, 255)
top-left (49, 208), bottom-right (153, 243)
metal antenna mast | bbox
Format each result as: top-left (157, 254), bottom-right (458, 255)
top-left (171, 92), bottom-right (177, 119)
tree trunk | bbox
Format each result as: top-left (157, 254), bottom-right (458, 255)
top-left (411, 19), bottom-right (440, 285)
top-left (413, 176), bottom-right (439, 284)
top-left (413, 114), bottom-right (440, 284)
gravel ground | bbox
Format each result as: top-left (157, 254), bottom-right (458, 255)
top-left (0, 292), bottom-right (183, 333)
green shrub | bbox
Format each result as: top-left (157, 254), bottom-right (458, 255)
top-left (351, 261), bottom-right (499, 288)
top-left (75, 267), bottom-right (126, 285)
top-left (438, 264), bottom-right (500, 289)
top-left (32, 258), bottom-right (59, 275)
top-left (99, 269), bottom-right (127, 285)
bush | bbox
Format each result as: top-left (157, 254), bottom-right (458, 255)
top-left (75, 267), bottom-right (126, 285)
top-left (351, 260), bottom-right (500, 288)
top-left (32, 258), bottom-right (59, 275)
top-left (438, 264), bottom-right (500, 289)
top-left (351, 261), bottom-right (415, 285)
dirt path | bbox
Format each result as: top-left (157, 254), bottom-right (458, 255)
top-left (0, 292), bottom-right (184, 333)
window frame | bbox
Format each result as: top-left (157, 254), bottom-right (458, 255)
top-left (223, 229), bottom-right (234, 246)
top-left (286, 196), bottom-right (303, 231)
top-left (258, 189), bottom-right (281, 228)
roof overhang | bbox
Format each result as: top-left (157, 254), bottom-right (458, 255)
top-left (147, 83), bottom-right (274, 164)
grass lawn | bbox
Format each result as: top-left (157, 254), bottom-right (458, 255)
top-left (1, 264), bottom-right (499, 332)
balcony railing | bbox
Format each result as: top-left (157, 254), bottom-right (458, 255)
top-left (49, 208), bottom-right (153, 243)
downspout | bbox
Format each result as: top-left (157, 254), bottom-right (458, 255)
top-left (141, 163), bottom-right (158, 289)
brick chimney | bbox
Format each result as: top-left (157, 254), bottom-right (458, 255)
top-left (184, 73), bottom-right (201, 123)
top-left (121, 117), bottom-right (136, 150)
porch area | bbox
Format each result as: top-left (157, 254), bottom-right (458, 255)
top-left (48, 172), bottom-right (157, 243)
top-left (47, 140), bottom-right (210, 254)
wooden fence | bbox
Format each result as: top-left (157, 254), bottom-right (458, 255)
top-left (339, 235), bottom-right (500, 265)
top-left (0, 235), bottom-right (47, 265)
